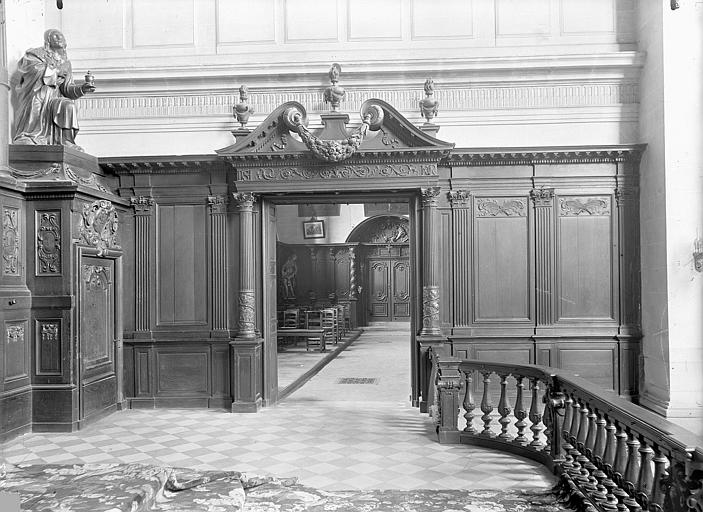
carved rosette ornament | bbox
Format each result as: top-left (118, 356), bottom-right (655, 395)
top-left (37, 211), bottom-right (61, 274)
top-left (79, 200), bottom-right (120, 256)
top-left (422, 286), bottom-right (440, 331)
top-left (238, 290), bottom-right (256, 338)
top-left (530, 187), bottom-right (554, 207)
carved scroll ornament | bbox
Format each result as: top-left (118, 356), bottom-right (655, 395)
top-left (3, 207), bottom-right (20, 276)
top-left (79, 200), bottom-right (120, 256)
top-left (476, 198), bottom-right (526, 217)
top-left (369, 217), bottom-right (410, 244)
top-left (37, 211), bottom-right (61, 274)
top-left (82, 264), bottom-right (111, 290)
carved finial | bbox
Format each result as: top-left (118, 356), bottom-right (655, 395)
top-left (323, 63), bottom-right (345, 112)
top-left (233, 84), bottom-right (254, 127)
top-left (419, 77), bottom-right (439, 124)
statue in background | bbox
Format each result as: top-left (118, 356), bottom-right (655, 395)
top-left (12, 29), bottom-right (96, 151)
top-left (281, 254), bottom-right (298, 299)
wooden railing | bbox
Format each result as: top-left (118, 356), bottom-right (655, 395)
top-left (429, 349), bottom-right (703, 512)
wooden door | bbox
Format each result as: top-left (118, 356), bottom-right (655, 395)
top-left (79, 256), bottom-right (117, 421)
top-left (368, 257), bottom-right (410, 321)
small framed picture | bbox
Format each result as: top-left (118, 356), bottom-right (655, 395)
top-left (303, 219), bottom-right (325, 239)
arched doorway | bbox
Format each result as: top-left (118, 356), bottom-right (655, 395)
top-left (347, 215), bottom-right (411, 323)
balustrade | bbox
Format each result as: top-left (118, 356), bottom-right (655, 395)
top-left (428, 350), bottom-right (703, 512)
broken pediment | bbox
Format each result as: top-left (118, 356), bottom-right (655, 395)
top-left (216, 98), bottom-right (454, 163)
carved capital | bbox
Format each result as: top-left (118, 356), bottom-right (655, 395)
top-left (421, 187), bottom-right (441, 208)
top-left (207, 195), bottom-right (228, 214)
top-left (448, 190), bottom-right (470, 208)
top-left (130, 196), bottom-right (154, 215)
top-left (530, 188), bottom-right (554, 207)
top-left (232, 192), bottom-right (256, 211)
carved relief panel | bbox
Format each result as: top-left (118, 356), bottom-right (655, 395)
top-left (3, 207), bottom-right (20, 276)
top-left (79, 200), bottom-right (120, 256)
top-left (36, 211), bottom-right (61, 275)
top-left (36, 320), bottom-right (62, 376)
top-left (4, 321), bottom-right (28, 382)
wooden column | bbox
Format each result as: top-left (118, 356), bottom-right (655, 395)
top-left (531, 188), bottom-right (555, 328)
top-left (231, 192), bottom-right (262, 412)
top-left (420, 186), bottom-right (441, 336)
top-left (0, 1), bottom-right (9, 176)
top-left (449, 190), bottom-right (471, 328)
top-left (208, 195), bottom-right (229, 335)
top-left (130, 196), bottom-right (154, 337)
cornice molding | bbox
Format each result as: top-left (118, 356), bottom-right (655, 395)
top-left (446, 145), bottom-right (646, 166)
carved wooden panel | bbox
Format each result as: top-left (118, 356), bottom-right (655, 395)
top-left (392, 260), bottom-right (411, 318)
top-left (135, 348), bottom-right (151, 397)
top-left (3, 206), bottom-right (20, 276)
top-left (157, 204), bottom-right (207, 325)
top-left (80, 262), bottom-right (114, 374)
top-left (334, 249), bottom-right (352, 299)
top-left (156, 351), bottom-right (209, 395)
top-left (4, 321), bottom-right (28, 382)
top-left (36, 211), bottom-right (61, 275)
top-left (559, 346), bottom-right (616, 391)
top-left (82, 376), bottom-right (117, 419)
top-left (37, 320), bottom-right (61, 376)
top-left (211, 345), bottom-right (231, 398)
top-left (557, 196), bottom-right (615, 320)
top-left (369, 260), bottom-right (389, 318)
top-left (473, 198), bottom-right (531, 322)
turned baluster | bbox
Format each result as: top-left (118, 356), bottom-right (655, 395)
top-left (593, 414), bottom-right (608, 464)
top-left (613, 426), bottom-right (629, 485)
top-left (576, 402), bottom-right (590, 451)
top-left (528, 377), bottom-right (544, 448)
top-left (513, 376), bottom-right (528, 446)
top-left (562, 394), bottom-right (574, 443)
top-left (635, 442), bottom-right (655, 508)
top-left (497, 373), bottom-right (512, 440)
top-left (584, 409), bottom-right (598, 458)
top-left (462, 369), bottom-right (476, 434)
top-left (569, 399), bottom-right (582, 446)
top-left (649, 452), bottom-right (668, 511)
top-left (603, 419), bottom-right (618, 476)
top-left (479, 370), bottom-right (494, 437)
top-left (623, 434), bottom-right (641, 496)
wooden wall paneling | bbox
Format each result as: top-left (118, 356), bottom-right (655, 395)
top-left (557, 341), bottom-right (618, 391)
top-left (134, 346), bottom-right (152, 398)
top-left (439, 208), bottom-right (453, 329)
top-left (618, 338), bottom-right (639, 398)
top-left (156, 203), bottom-right (208, 330)
top-left (333, 246), bottom-right (352, 300)
top-left (123, 344), bottom-right (134, 399)
top-left (532, 188), bottom-right (556, 329)
top-left (262, 201), bottom-right (278, 405)
top-left (450, 192), bottom-right (471, 329)
top-left (155, 348), bottom-right (209, 396)
top-left (36, 319), bottom-right (62, 377)
top-left (210, 343), bottom-right (231, 407)
top-left (130, 196), bottom-right (154, 338)
top-left (555, 194), bottom-right (617, 325)
top-left (81, 375), bottom-right (117, 422)
top-left (616, 162), bottom-right (641, 335)
top-left (472, 195), bottom-right (533, 332)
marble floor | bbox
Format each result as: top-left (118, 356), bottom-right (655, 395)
top-left (0, 323), bottom-right (556, 491)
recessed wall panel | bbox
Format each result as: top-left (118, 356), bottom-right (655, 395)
top-left (285, 0), bottom-right (338, 41)
top-left (560, 0), bottom-right (615, 34)
top-left (348, 0), bottom-right (402, 41)
top-left (157, 205), bottom-right (207, 325)
top-left (60, 0), bottom-right (124, 49)
top-left (412, 0), bottom-right (473, 39)
top-left (133, 0), bottom-right (195, 48)
top-left (218, 0), bottom-right (276, 44)
top-left (560, 348), bottom-right (615, 391)
top-left (496, 0), bottom-right (551, 36)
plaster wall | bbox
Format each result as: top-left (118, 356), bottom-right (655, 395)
top-left (276, 203), bottom-right (366, 244)
top-left (3, 0), bottom-right (643, 156)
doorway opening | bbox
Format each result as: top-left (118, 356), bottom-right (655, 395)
top-left (263, 195), bottom-right (416, 404)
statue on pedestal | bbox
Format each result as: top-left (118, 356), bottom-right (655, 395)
top-left (12, 29), bottom-right (96, 151)
top-left (233, 85), bottom-right (254, 127)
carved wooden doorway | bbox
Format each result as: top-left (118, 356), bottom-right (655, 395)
top-left (366, 247), bottom-right (411, 321)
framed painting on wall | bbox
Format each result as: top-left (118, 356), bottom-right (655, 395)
top-left (303, 219), bottom-right (325, 239)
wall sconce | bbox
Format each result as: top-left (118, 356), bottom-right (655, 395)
top-left (694, 238), bottom-right (703, 272)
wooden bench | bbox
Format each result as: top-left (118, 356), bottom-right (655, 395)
top-left (276, 328), bottom-right (326, 352)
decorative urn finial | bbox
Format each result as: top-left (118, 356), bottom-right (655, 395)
top-left (234, 84), bottom-right (254, 127)
top-left (419, 77), bottom-right (439, 123)
top-left (323, 63), bottom-right (345, 112)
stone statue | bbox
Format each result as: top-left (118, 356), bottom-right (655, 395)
top-left (281, 254), bottom-right (298, 299)
top-left (233, 84), bottom-right (254, 127)
top-left (12, 29), bottom-right (96, 151)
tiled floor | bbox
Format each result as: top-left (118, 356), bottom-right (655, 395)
top-left (0, 323), bottom-right (556, 491)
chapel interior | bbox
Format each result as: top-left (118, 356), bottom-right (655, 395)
top-left (0, 0), bottom-right (702, 510)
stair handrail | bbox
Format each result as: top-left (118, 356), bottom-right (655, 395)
top-left (431, 356), bottom-right (703, 512)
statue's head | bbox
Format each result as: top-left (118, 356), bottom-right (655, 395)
top-left (239, 84), bottom-right (248, 100)
top-left (44, 29), bottom-right (66, 51)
